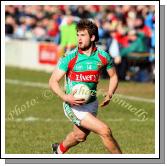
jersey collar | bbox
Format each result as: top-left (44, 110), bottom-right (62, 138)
top-left (78, 46), bottom-right (97, 54)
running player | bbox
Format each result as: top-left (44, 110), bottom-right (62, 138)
top-left (49, 19), bottom-right (122, 154)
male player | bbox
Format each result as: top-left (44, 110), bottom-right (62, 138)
top-left (49, 19), bottom-right (122, 154)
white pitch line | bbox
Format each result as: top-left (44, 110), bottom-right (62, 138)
top-left (115, 94), bottom-right (155, 103)
top-left (5, 78), bottom-right (155, 103)
top-left (6, 79), bottom-right (48, 88)
top-left (130, 118), bottom-right (155, 122)
top-left (6, 117), bottom-right (154, 122)
top-left (6, 117), bottom-right (67, 122)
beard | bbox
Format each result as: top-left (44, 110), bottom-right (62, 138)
top-left (78, 41), bottom-right (92, 51)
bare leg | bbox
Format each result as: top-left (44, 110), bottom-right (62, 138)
top-left (80, 113), bottom-right (122, 154)
top-left (62, 125), bottom-right (90, 149)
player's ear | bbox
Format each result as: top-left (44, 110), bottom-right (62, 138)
top-left (90, 35), bottom-right (95, 42)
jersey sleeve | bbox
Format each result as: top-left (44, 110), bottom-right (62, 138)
top-left (98, 48), bottom-right (114, 70)
top-left (99, 50), bottom-right (114, 70)
top-left (56, 48), bottom-right (77, 72)
top-left (106, 53), bottom-right (114, 70)
top-left (57, 56), bottom-right (69, 72)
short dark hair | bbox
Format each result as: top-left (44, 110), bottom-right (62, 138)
top-left (76, 19), bottom-right (99, 42)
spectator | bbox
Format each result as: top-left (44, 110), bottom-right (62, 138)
top-left (47, 18), bottom-right (60, 44)
top-left (59, 15), bottom-right (77, 52)
top-left (5, 15), bottom-right (16, 36)
top-left (120, 29), bottom-right (148, 57)
top-left (32, 21), bottom-right (47, 41)
top-left (5, 5), bottom-right (155, 82)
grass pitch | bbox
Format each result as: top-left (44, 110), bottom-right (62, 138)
top-left (5, 66), bottom-right (155, 154)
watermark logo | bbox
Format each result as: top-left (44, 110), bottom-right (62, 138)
top-left (112, 95), bottom-right (148, 121)
top-left (7, 89), bottom-right (54, 121)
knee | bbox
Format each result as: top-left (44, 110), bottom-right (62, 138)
top-left (73, 133), bottom-right (87, 142)
top-left (98, 125), bottom-right (112, 138)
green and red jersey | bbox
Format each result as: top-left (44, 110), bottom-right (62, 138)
top-left (57, 46), bottom-right (114, 103)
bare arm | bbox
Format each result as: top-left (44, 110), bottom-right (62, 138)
top-left (49, 68), bottom-right (85, 106)
top-left (49, 68), bottom-right (67, 100)
top-left (106, 67), bottom-right (118, 98)
top-left (100, 67), bottom-right (118, 107)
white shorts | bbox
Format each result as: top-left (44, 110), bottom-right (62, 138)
top-left (63, 100), bottom-right (98, 121)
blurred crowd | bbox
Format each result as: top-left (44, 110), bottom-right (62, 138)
top-left (5, 5), bottom-right (155, 82)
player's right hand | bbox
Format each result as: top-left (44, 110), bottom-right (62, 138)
top-left (63, 91), bottom-right (85, 106)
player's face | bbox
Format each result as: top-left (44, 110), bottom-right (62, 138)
top-left (77, 29), bottom-right (94, 50)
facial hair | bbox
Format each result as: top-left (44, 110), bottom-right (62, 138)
top-left (79, 40), bottom-right (92, 51)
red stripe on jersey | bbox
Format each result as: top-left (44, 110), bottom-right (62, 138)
top-left (68, 55), bottom-right (78, 70)
top-left (98, 53), bottom-right (108, 65)
top-left (68, 70), bottom-right (100, 82)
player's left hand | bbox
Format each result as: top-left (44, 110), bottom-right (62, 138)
top-left (100, 94), bottom-right (112, 107)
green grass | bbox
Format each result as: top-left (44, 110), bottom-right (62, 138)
top-left (5, 66), bottom-right (155, 154)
